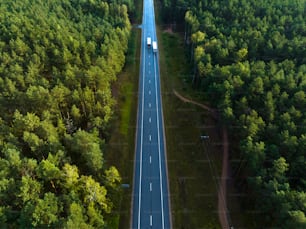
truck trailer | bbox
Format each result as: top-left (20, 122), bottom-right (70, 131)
top-left (152, 41), bottom-right (157, 53)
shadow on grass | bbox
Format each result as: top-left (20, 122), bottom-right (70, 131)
top-left (157, 28), bottom-right (223, 228)
top-left (105, 27), bottom-right (141, 229)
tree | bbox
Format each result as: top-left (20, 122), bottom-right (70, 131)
top-left (65, 202), bottom-right (92, 229)
top-left (68, 130), bottom-right (103, 173)
top-left (31, 192), bottom-right (61, 227)
top-left (264, 91), bottom-right (275, 122)
top-left (81, 176), bottom-right (109, 211)
top-left (104, 166), bottom-right (121, 189)
top-left (12, 111), bottom-right (40, 137)
top-left (174, 0), bottom-right (306, 227)
top-left (23, 131), bottom-right (44, 154)
top-left (235, 48), bottom-right (248, 62)
top-left (270, 157), bottom-right (289, 182)
top-left (288, 210), bottom-right (306, 228)
top-left (0, 0), bottom-right (130, 226)
top-left (239, 109), bottom-right (265, 138)
top-left (87, 202), bottom-right (105, 227)
top-left (61, 163), bottom-right (79, 190)
top-left (19, 176), bottom-right (42, 203)
top-left (36, 158), bottom-right (61, 182)
top-left (241, 137), bottom-right (265, 173)
top-left (293, 91), bottom-right (305, 109)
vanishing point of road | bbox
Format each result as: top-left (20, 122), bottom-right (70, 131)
top-left (131, 0), bottom-right (171, 228)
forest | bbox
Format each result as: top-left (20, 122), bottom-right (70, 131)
top-left (0, 0), bottom-right (132, 227)
top-left (161, 0), bottom-right (306, 228)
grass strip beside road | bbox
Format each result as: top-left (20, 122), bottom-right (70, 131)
top-left (105, 27), bottom-right (141, 229)
top-left (156, 23), bottom-right (223, 229)
top-left (105, 0), bottom-right (142, 228)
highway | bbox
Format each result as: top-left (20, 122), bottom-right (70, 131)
top-left (131, 0), bottom-right (171, 228)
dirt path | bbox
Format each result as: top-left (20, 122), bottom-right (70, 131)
top-left (173, 90), bottom-right (217, 119)
top-left (173, 90), bottom-right (230, 229)
top-left (218, 127), bottom-right (229, 229)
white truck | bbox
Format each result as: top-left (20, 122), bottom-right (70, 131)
top-left (147, 37), bottom-right (151, 48)
top-left (152, 41), bottom-right (157, 53)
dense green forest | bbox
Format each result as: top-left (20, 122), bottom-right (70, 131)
top-left (161, 0), bottom-right (306, 228)
top-left (0, 0), bottom-right (131, 227)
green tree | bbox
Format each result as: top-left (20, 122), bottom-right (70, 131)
top-left (32, 192), bottom-right (61, 227)
top-left (19, 176), bottom-right (42, 203)
top-left (68, 130), bottom-right (103, 173)
top-left (81, 176), bottom-right (110, 212)
top-left (61, 163), bottom-right (79, 190)
top-left (105, 166), bottom-right (121, 189)
top-left (0, 0), bottom-right (131, 226)
top-left (235, 48), bottom-right (248, 62)
top-left (288, 210), bottom-right (306, 228)
top-left (65, 202), bottom-right (92, 229)
top-left (270, 157), bottom-right (289, 182)
top-left (241, 137), bottom-right (265, 173)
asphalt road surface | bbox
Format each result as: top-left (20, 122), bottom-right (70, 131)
top-left (131, 0), bottom-right (171, 228)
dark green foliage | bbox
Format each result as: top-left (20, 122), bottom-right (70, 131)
top-left (0, 0), bottom-right (131, 227)
top-left (161, 0), bottom-right (306, 227)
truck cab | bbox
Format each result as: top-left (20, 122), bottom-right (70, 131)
top-left (147, 37), bottom-right (151, 48)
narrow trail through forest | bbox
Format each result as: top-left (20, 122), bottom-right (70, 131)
top-left (173, 90), bottom-right (230, 229)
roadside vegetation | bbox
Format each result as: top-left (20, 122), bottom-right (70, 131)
top-left (105, 28), bottom-right (141, 229)
top-left (106, 22), bottom-right (141, 229)
top-left (105, 0), bottom-right (142, 228)
top-left (160, 0), bottom-right (306, 228)
top-left (0, 0), bottom-right (133, 227)
top-left (155, 2), bottom-right (223, 228)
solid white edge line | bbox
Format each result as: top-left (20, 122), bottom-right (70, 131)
top-left (151, 0), bottom-right (172, 226)
top-left (154, 44), bottom-right (165, 229)
top-left (137, 16), bottom-right (146, 229)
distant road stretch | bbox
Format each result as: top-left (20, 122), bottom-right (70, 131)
top-left (131, 0), bottom-right (171, 228)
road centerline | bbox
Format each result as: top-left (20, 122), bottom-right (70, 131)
top-left (132, 0), bottom-right (170, 227)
